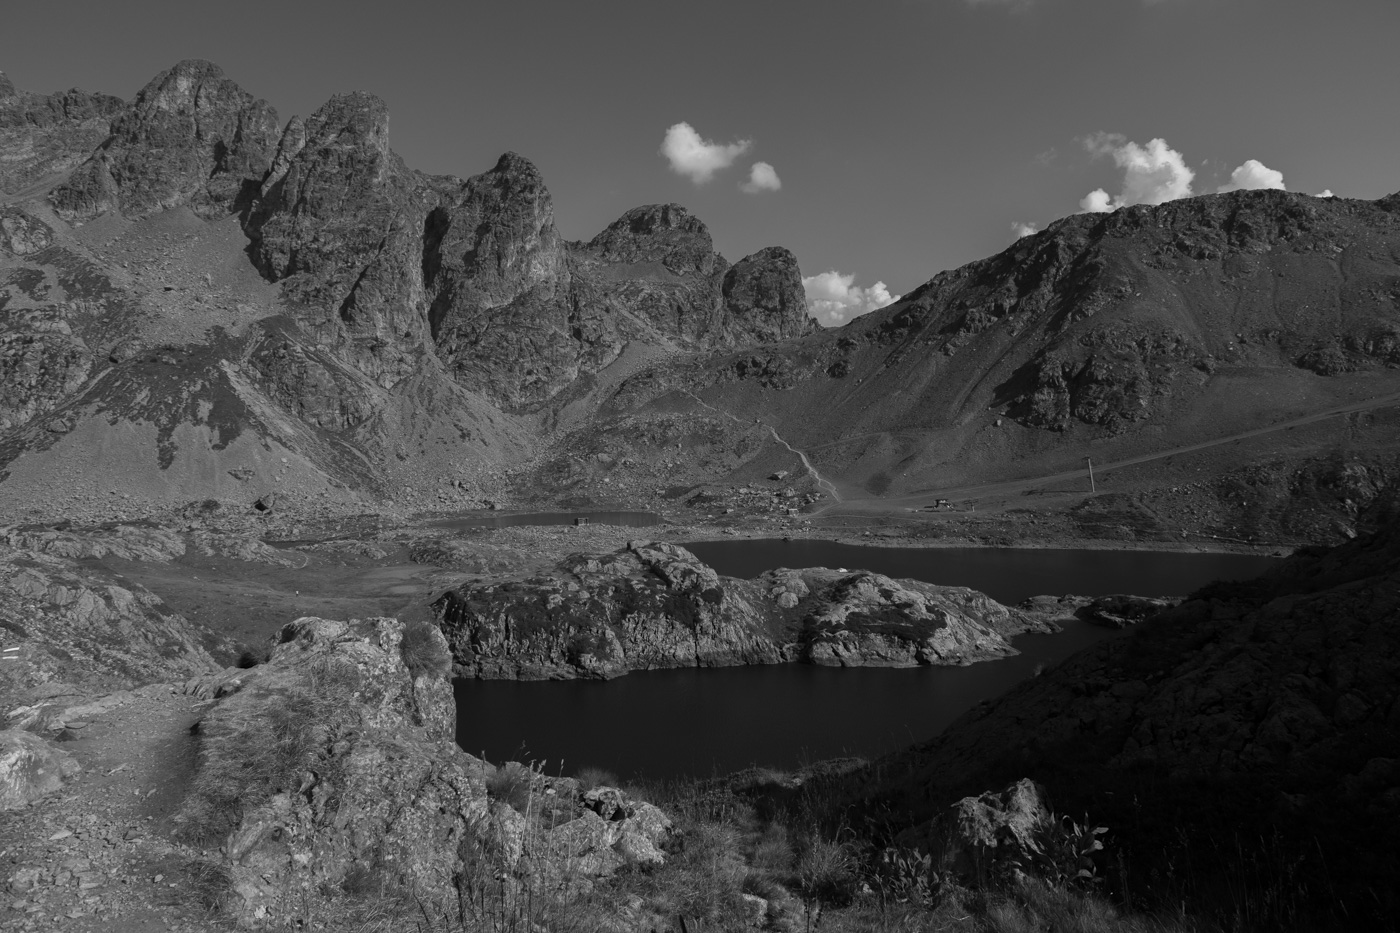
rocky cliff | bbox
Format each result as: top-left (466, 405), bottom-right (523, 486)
top-left (177, 616), bottom-right (675, 926)
top-left (52, 60), bottom-right (280, 222)
top-left (0, 72), bottom-right (123, 195)
top-left (434, 540), bottom-right (1052, 679)
top-left (0, 60), bottom-right (818, 518)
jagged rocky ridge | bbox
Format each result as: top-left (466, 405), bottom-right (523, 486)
top-left (433, 541), bottom-right (1055, 679)
top-left (0, 60), bottom-right (818, 511)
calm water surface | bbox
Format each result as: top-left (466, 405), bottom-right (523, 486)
top-left (431, 510), bottom-right (661, 532)
top-left (454, 542), bottom-right (1282, 778)
top-left (683, 539), bottom-right (1281, 605)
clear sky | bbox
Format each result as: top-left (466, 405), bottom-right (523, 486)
top-left (3, 0), bottom-right (1398, 324)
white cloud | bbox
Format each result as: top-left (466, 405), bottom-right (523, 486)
top-left (802, 271), bottom-right (900, 326)
top-left (1079, 133), bottom-right (1194, 213)
top-left (660, 122), bottom-right (751, 184)
top-left (1012, 221), bottom-right (1039, 239)
top-left (1317, 189), bottom-right (1335, 198)
top-left (741, 161), bottom-right (781, 194)
top-left (1218, 159), bottom-right (1286, 193)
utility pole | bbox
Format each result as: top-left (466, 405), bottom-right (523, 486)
top-left (1087, 457), bottom-right (1096, 493)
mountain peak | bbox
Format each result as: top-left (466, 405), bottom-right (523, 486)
top-left (50, 60), bottom-right (279, 221)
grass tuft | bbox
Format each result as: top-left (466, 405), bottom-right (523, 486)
top-left (400, 620), bottom-right (452, 679)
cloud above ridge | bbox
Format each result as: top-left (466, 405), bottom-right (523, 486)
top-left (1080, 133), bottom-right (1194, 213)
top-left (1217, 159), bottom-right (1286, 193)
top-left (741, 161), bottom-right (782, 193)
top-left (802, 271), bottom-right (900, 326)
top-left (660, 122), bottom-right (751, 184)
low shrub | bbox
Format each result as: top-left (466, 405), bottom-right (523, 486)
top-left (399, 620), bottom-right (452, 679)
top-left (485, 761), bottom-right (535, 812)
top-left (574, 766), bottom-right (620, 792)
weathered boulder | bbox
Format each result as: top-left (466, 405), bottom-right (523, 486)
top-left (434, 541), bottom-right (1053, 679)
top-left (51, 60), bottom-right (280, 221)
top-left (0, 540), bottom-right (225, 700)
top-left (0, 729), bottom-right (80, 810)
top-left (178, 615), bottom-right (673, 925)
top-left (917, 778), bottom-right (1054, 883)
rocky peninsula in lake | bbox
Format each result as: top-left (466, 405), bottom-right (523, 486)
top-left (433, 540), bottom-right (1057, 680)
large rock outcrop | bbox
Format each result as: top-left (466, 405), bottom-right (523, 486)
top-left (0, 72), bottom-right (124, 194)
top-left (433, 541), bottom-right (1052, 679)
top-left (178, 616), bottom-right (674, 925)
top-left (51, 60), bottom-right (280, 221)
top-left (0, 538), bottom-right (227, 699)
top-left (0, 729), bottom-right (80, 810)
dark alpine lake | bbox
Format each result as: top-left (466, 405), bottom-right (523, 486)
top-left (454, 542), bottom-right (1283, 779)
top-left (430, 510), bottom-right (662, 532)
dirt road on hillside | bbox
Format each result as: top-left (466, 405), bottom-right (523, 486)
top-left (822, 390), bottom-right (1400, 516)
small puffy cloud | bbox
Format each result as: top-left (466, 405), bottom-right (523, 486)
top-left (660, 122), bottom-right (751, 184)
top-left (1218, 159), bottom-right (1286, 193)
top-left (802, 271), bottom-right (900, 326)
top-left (741, 161), bottom-right (781, 194)
top-left (1317, 189), bottom-right (1335, 198)
top-left (1012, 221), bottom-right (1039, 239)
top-left (1080, 189), bottom-right (1114, 213)
top-left (1080, 133), bottom-right (1194, 213)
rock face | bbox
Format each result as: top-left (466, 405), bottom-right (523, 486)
top-left (0, 72), bottom-right (124, 194)
top-left (0, 537), bottom-right (227, 699)
top-left (51, 60), bottom-right (280, 221)
top-left (0, 729), bottom-right (80, 810)
top-left (433, 541), bottom-right (1052, 679)
top-left (722, 246), bottom-right (814, 344)
top-left (245, 92), bottom-right (433, 388)
top-left (179, 616), bottom-right (674, 924)
top-left (918, 778), bottom-right (1055, 883)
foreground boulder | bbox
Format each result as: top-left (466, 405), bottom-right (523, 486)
top-left (179, 616), bottom-right (673, 926)
top-left (434, 540), bottom-right (1054, 679)
top-left (0, 729), bottom-right (80, 810)
top-left (0, 540), bottom-right (226, 704)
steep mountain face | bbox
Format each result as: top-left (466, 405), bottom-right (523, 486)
top-left (52, 60), bottom-right (280, 222)
top-left (0, 61), bottom-right (812, 514)
top-left (0, 72), bottom-right (124, 195)
top-left (4, 57), bottom-right (1398, 532)
top-left (577, 188), bottom-right (1400, 513)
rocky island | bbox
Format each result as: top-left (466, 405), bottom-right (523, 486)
top-left (434, 540), bottom-right (1054, 679)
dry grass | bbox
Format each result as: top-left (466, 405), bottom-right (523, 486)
top-left (400, 620), bottom-right (452, 679)
top-left (175, 656), bottom-right (363, 843)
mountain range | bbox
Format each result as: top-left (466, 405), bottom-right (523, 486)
top-left (3, 59), bottom-right (1399, 541)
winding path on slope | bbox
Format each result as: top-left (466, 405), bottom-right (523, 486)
top-left (819, 389), bottom-right (1400, 516)
top-left (680, 391), bottom-right (843, 501)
